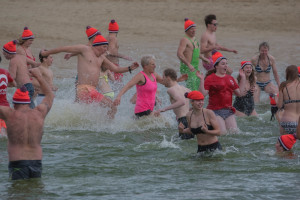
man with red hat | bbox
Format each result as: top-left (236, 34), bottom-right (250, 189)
top-left (106, 19), bottom-right (132, 82)
top-left (3, 40), bottom-right (36, 109)
top-left (200, 14), bottom-right (237, 73)
top-left (177, 18), bottom-right (207, 91)
top-left (41, 34), bottom-right (139, 119)
top-left (0, 68), bottom-right (54, 180)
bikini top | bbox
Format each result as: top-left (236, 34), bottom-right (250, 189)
top-left (190, 109), bottom-right (213, 135)
top-left (99, 74), bottom-right (108, 83)
top-left (255, 55), bottom-right (271, 73)
top-left (22, 46), bottom-right (36, 61)
top-left (284, 87), bottom-right (300, 104)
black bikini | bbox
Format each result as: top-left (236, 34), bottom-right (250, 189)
top-left (190, 109), bottom-right (213, 134)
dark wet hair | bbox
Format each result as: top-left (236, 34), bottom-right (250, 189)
top-left (163, 68), bottom-right (177, 81)
top-left (39, 49), bottom-right (48, 63)
top-left (205, 14), bottom-right (216, 27)
top-left (279, 65), bottom-right (299, 91)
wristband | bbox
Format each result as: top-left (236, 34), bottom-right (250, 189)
top-left (128, 66), bottom-right (132, 74)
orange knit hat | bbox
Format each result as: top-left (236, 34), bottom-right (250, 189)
top-left (278, 134), bottom-right (297, 151)
top-left (92, 35), bottom-right (108, 46)
top-left (3, 40), bottom-right (17, 54)
top-left (184, 18), bottom-right (196, 32)
top-left (13, 86), bottom-right (31, 104)
top-left (185, 91), bottom-right (204, 100)
top-left (240, 61), bottom-right (252, 69)
top-left (212, 51), bottom-right (226, 67)
top-left (22, 27), bottom-right (34, 40)
top-left (108, 19), bottom-right (119, 33)
top-left (86, 26), bottom-right (100, 40)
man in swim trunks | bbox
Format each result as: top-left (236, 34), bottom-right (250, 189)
top-left (153, 68), bottom-right (193, 139)
top-left (0, 68), bottom-right (54, 180)
top-left (3, 40), bottom-right (36, 108)
top-left (41, 35), bottom-right (139, 119)
top-left (177, 18), bottom-right (207, 91)
top-left (106, 19), bottom-right (132, 82)
top-left (200, 14), bottom-right (237, 74)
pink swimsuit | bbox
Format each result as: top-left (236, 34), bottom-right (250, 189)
top-left (135, 71), bottom-right (157, 114)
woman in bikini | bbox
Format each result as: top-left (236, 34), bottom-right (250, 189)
top-left (277, 65), bottom-right (300, 135)
top-left (251, 42), bottom-right (280, 103)
top-left (178, 91), bottom-right (221, 153)
top-left (17, 27), bottom-right (39, 68)
top-left (233, 61), bottom-right (257, 116)
top-left (98, 65), bottom-right (115, 100)
top-left (197, 52), bottom-right (246, 134)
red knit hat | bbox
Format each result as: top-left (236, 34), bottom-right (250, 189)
top-left (278, 134), bottom-right (297, 151)
top-left (22, 27), bottom-right (34, 40)
top-left (212, 51), bottom-right (226, 67)
top-left (184, 18), bottom-right (196, 32)
top-left (13, 86), bottom-right (31, 104)
top-left (240, 61), bottom-right (252, 69)
top-left (92, 35), bottom-right (108, 46)
top-left (298, 66), bottom-right (300, 77)
top-left (86, 26), bottom-right (100, 40)
top-left (3, 40), bottom-right (17, 54)
top-left (185, 91), bottom-right (204, 100)
top-left (108, 19), bottom-right (119, 33)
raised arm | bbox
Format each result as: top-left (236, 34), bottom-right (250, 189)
top-left (30, 68), bottom-right (54, 117)
top-left (41, 45), bottom-right (86, 57)
top-left (233, 69), bottom-right (246, 97)
top-left (215, 43), bottom-right (238, 54)
top-left (196, 71), bottom-right (209, 96)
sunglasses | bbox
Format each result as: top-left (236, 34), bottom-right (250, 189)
top-left (211, 23), bottom-right (218, 26)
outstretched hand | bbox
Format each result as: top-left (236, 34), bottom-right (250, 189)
top-left (196, 70), bottom-right (204, 80)
top-left (130, 62), bottom-right (139, 71)
top-left (113, 98), bottom-right (121, 106)
top-left (239, 68), bottom-right (246, 78)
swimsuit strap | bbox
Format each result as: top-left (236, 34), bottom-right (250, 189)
top-left (22, 46), bottom-right (35, 60)
top-left (202, 109), bottom-right (207, 125)
top-left (286, 87), bottom-right (291, 101)
top-left (185, 36), bottom-right (199, 49)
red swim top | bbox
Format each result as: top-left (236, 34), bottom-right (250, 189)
top-left (204, 73), bottom-right (239, 110)
top-left (135, 71), bottom-right (157, 114)
top-left (0, 69), bottom-right (14, 106)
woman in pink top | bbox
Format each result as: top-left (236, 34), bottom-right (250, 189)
top-left (114, 55), bottom-right (163, 118)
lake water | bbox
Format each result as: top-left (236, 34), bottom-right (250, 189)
top-left (0, 43), bottom-right (299, 200)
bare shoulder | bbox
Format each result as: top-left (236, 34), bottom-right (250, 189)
top-left (268, 54), bottom-right (276, 62)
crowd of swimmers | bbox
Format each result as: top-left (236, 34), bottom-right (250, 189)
top-left (0, 14), bottom-right (299, 181)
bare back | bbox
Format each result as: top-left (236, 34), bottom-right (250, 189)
top-left (280, 82), bottom-right (300, 122)
top-left (6, 108), bottom-right (45, 161)
top-left (9, 55), bottom-right (32, 87)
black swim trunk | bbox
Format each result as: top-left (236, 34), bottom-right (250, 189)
top-left (135, 109), bottom-right (152, 118)
top-left (177, 116), bottom-right (194, 140)
top-left (197, 141), bottom-right (222, 153)
top-left (9, 160), bottom-right (42, 180)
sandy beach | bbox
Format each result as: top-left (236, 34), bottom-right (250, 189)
top-left (0, 0), bottom-right (299, 76)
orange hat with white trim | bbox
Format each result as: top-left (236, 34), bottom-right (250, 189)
top-left (108, 19), bottom-right (119, 33)
top-left (92, 35), bottom-right (108, 46)
top-left (22, 27), bottom-right (34, 40)
top-left (212, 51), bottom-right (226, 67)
top-left (3, 40), bottom-right (17, 54)
top-left (86, 26), bottom-right (100, 40)
top-left (184, 18), bottom-right (196, 32)
top-left (13, 86), bottom-right (31, 104)
top-left (278, 134), bottom-right (297, 151)
top-left (241, 61), bottom-right (252, 69)
top-left (184, 91), bottom-right (204, 100)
